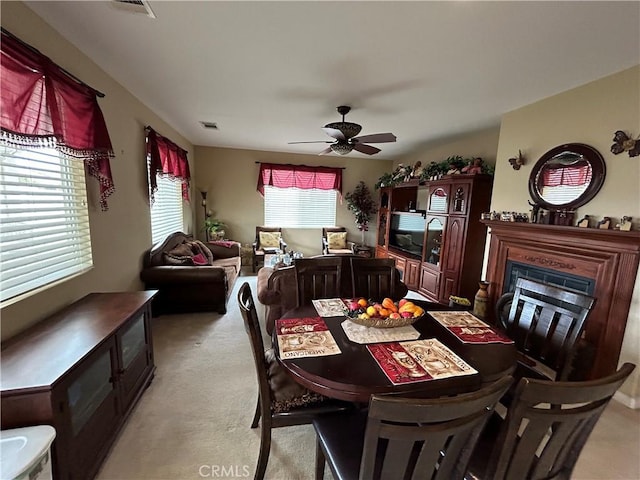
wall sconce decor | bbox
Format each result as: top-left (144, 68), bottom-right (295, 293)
top-left (610, 130), bottom-right (639, 157)
top-left (508, 150), bottom-right (525, 170)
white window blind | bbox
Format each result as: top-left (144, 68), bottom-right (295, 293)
top-left (264, 186), bottom-right (336, 228)
top-left (0, 146), bottom-right (93, 303)
top-left (150, 174), bottom-right (184, 244)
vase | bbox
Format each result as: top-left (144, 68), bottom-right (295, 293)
top-left (473, 281), bottom-right (490, 320)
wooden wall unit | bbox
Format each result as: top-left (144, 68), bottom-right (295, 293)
top-left (1, 291), bottom-right (157, 480)
top-left (376, 175), bottom-right (493, 303)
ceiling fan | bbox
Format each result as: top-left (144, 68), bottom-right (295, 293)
top-left (289, 106), bottom-right (397, 156)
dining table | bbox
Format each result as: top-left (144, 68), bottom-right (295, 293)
top-left (273, 300), bottom-right (517, 403)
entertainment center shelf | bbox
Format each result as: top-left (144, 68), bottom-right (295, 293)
top-left (376, 174), bottom-right (493, 304)
top-left (1, 291), bottom-right (157, 480)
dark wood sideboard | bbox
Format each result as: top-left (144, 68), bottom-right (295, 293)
top-left (1, 291), bottom-right (157, 480)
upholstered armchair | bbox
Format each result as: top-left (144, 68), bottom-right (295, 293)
top-left (252, 226), bottom-right (287, 272)
top-left (322, 227), bottom-right (356, 255)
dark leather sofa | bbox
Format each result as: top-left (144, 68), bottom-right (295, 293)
top-left (140, 232), bottom-right (241, 315)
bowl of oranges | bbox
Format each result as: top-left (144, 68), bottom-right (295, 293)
top-left (345, 297), bottom-right (425, 328)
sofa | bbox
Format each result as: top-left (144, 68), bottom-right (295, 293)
top-left (140, 232), bottom-right (241, 315)
top-left (257, 255), bottom-right (408, 334)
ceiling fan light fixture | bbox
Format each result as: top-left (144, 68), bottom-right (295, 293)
top-left (324, 121), bottom-right (362, 139)
top-left (330, 143), bottom-right (354, 155)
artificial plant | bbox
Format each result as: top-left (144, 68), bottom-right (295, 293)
top-left (345, 181), bottom-right (378, 245)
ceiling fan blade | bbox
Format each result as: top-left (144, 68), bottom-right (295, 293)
top-left (322, 127), bottom-right (346, 141)
top-left (288, 141), bottom-right (332, 144)
top-left (352, 133), bottom-right (397, 144)
top-left (318, 146), bottom-right (333, 156)
top-left (353, 143), bottom-right (381, 155)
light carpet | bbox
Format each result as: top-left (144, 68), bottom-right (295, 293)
top-left (96, 274), bottom-right (321, 480)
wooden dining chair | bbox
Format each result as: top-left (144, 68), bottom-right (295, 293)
top-left (237, 282), bottom-right (352, 480)
top-left (501, 277), bottom-right (595, 382)
top-left (313, 376), bottom-right (512, 480)
top-left (349, 257), bottom-right (399, 300)
top-left (466, 362), bottom-right (635, 480)
top-left (294, 257), bottom-right (343, 307)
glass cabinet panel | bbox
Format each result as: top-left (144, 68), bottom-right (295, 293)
top-left (377, 212), bottom-right (387, 247)
top-left (429, 188), bottom-right (448, 212)
top-left (67, 348), bottom-right (114, 435)
top-left (425, 218), bottom-right (444, 266)
top-left (121, 314), bottom-right (146, 369)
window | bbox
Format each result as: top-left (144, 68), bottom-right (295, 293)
top-left (0, 145), bottom-right (93, 303)
top-left (264, 185), bottom-right (336, 228)
top-left (149, 174), bottom-right (184, 244)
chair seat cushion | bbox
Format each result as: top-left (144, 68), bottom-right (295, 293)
top-left (264, 348), bottom-right (327, 413)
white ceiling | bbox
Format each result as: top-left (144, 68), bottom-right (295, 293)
top-left (24, 1), bottom-right (640, 160)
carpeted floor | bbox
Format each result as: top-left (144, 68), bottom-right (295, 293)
top-left (96, 273), bottom-right (639, 480)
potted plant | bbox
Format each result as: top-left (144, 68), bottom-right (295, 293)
top-left (345, 181), bottom-right (378, 246)
top-left (203, 217), bottom-right (226, 241)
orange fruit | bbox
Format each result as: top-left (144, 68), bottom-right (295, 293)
top-left (357, 298), bottom-right (368, 308)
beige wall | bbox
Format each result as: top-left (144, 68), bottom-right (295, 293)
top-left (0, 2), bottom-right (196, 340)
top-left (194, 147), bottom-right (393, 256)
top-left (397, 126), bottom-right (501, 171)
top-left (492, 66), bottom-right (640, 403)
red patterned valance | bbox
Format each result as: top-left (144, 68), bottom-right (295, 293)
top-left (0, 30), bottom-right (115, 210)
top-left (257, 163), bottom-right (342, 196)
top-left (146, 127), bottom-right (190, 203)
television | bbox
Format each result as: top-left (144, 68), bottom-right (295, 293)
top-left (388, 211), bottom-right (425, 258)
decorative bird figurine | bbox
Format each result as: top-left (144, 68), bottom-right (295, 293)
top-left (610, 130), bottom-right (640, 157)
top-left (508, 150), bottom-right (525, 170)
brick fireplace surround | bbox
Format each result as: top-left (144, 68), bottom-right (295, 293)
top-left (483, 220), bottom-right (640, 379)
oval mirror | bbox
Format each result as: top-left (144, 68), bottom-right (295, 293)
top-left (529, 143), bottom-right (606, 210)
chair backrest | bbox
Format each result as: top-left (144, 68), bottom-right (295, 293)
top-left (485, 362), bottom-right (635, 480)
top-left (294, 257), bottom-right (343, 306)
top-left (360, 376), bottom-right (512, 480)
top-left (322, 226), bottom-right (347, 252)
top-left (350, 257), bottom-right (398, 300)
top-left (504, 277), bottom-right (595, 380)
top-left (255, 226), bottom-right (283, 250)
top-left (237, 282), bottom-right (273, 418)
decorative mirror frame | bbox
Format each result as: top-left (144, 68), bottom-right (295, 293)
top-left (528, 143), bottom-right (606, 210)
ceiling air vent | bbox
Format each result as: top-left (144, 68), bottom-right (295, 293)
top-left (200, 122), bottom-right (219, 130)
top-left (111, 0), bottom-right (156, 18)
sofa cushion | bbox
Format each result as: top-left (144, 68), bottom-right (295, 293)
top-left (259, 231), bottom-right (282, 248)
top-left (327, 231), bottom-right (347, 249)
top-left (265, 348), bottom-right (326, 413)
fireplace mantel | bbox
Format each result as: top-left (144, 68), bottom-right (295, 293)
top-left (482, 220), bottom-right (640, 379)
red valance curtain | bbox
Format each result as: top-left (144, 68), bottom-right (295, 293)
top-left (257, 163), bottom-right (342, 196)
top-left (0, 30), bottom-right (115, 210)
top-left (146, 127), bottom-right (190, 203)
top-left (542, 162), bottom-right (591, 187)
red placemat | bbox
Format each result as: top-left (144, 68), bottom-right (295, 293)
top-left (428, 311), bottom-right (514, 344)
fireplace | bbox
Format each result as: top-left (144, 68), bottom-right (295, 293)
top-left (483, 220), bottom-right (640, 379)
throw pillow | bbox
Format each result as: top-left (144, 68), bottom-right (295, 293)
top-left (327, 231), bottom-right (347, 249)
top-left (264, 348), bottom-right (326, 413)
top-left (259, 231), bottom-right (282, 249)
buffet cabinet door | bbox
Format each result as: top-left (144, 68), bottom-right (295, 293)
top-left (62, 338), bottom-right (120, 480)
top-left (439, 216), bottom-right (468, 302)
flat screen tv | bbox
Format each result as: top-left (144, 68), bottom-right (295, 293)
top-left (388, 212), bottom-right (425, 258)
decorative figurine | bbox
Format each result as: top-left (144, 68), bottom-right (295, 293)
top-left (577, 215), bottom-right (591, 228)
top-left (410, 161), bottom-right (424, 178)
top-left (617, 216), bottom-right (633, 231)
top-left (597, 217), bottom-right (611, 230)
top-left (462, 157), bottom-right (484, 175)
top-left (528, 200), bottom-right (541, 224)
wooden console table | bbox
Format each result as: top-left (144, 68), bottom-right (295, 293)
top-left (1, 291), bottom-right (157, 480)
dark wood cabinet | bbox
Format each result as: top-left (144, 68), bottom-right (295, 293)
top-left (377, 175), bottom-right (493, 304)
top-left (1, 291), bottom-right (157, 480)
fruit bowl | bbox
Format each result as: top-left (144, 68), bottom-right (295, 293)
top-left (345, 298), bottom-right (425, 329)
